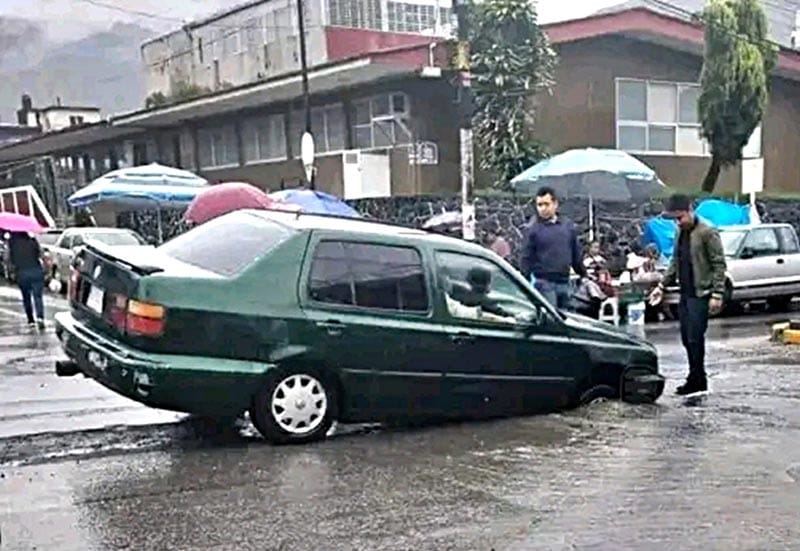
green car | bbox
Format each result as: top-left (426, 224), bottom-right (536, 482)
top-left (54, 210), bottom-right (664, 445)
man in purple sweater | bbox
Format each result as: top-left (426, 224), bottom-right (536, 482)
top-left (519, 187), bottom-right (587, 309)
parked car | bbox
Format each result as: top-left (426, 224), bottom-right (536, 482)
top-left (1, 228), bottom-right (63, 284)
top-left (37, 228), bottom-right (64, 284)
top-left (48, 227), bottom-right (147, 293)
top-left (663, 223), bottom-right (800, 313)
top-left (53, 210), bottom-right (665, 445)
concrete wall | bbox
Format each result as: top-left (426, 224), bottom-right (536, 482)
top-left (183, 77), bottom-right (461, 196)
top-left (39, 109), bottom-right (101, 133)
top-left (141, 0), bottom-right (327, 97)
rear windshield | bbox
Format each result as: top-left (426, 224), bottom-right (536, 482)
top-left (158, 213), bottom-right (296, 276)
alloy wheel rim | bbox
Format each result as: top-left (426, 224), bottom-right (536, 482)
top-left (270, 374), bottom-right (328, 434)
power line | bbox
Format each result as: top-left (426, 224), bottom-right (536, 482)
top-left (75, 0), bottom-right (185, 23)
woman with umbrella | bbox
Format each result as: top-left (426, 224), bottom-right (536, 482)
top-left (1, 213), bottom-right (46, 329)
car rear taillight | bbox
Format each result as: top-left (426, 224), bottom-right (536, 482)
top-left (125, 300), bottom-right (166, 338)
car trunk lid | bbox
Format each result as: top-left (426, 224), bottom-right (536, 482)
top-left (70, 242), bottom-right (217, 342)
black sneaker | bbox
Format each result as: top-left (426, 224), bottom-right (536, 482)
top-left (676, 379), bottom-right (708, 396)
top-left (36, 320), bottom-right (46, 331)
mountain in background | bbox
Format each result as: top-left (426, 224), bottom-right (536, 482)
top-left (0, 16), bottom-right (157, 123)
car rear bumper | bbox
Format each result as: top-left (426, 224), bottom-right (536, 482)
top-left (54, 311), bottom-right (271, 416)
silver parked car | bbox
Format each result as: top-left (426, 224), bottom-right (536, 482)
top-left (665, 223), bottom-right (800, 313)
top-left (48, 228), bottom-right (147, 293)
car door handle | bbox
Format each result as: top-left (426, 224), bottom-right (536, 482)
top-left (449, 332), bottom-right (476, 344)
top-left (777, 258), bottom-right (785, 264)
top-left (316, 320), bottom-right (346, 336)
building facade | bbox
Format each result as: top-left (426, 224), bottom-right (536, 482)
top-left (141, 0), bottom-right (454, 99)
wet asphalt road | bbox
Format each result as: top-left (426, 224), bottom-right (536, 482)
top-left (2, 287), bottom-right (800, 550)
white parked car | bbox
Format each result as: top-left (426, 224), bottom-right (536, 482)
top-left (48, 228), bottom-right (147, 293)
top-left (665, 223), bottom-right (800, 313)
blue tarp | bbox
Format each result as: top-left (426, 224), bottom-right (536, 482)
top-left (642, 198), bottom-right (750, 259)
top-left (695, 198), bottom-right (750, 227)
top-left (643, 217), bottom-right (678, 260)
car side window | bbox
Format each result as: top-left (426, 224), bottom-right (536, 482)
top-left (434, 251), bottom-right (545, 325)
top-left (308, 240), bottom-right (429, 312)
top-left (743, 228), bottom-right (780, 256)
top-left (777, 227), bottom-right (800, 254)
top-left (72, 234), bottom-right (85, 247)
top-left (58, 234), bottom-right (72, 249)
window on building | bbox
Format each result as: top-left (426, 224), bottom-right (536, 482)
top-left (242, 114), bottom-right (287, 163)
top-left (197, 125), bottom-right (239, 169)
top-left (308, 241), bottom-right (429, 312)
top-left (68, 116), bottom-right (84, 126)
top-left (352, 92), bottom-right (412, 149)
top-left (616, 78), bottom-right (761, 157)
top-left (328, 0), bottom-right (383, 30)
top-left (387, 1), bottom-right (443, 33)
top-left (290, 104), bottom-right (346, 155)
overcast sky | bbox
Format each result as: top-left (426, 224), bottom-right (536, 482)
top-left (1, 0), bottom-right (622, 41)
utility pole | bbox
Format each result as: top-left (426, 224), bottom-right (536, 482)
top-left (296, 0), bottom-right (315, 189)
top-left (453, 0), bottom-right (475, 240)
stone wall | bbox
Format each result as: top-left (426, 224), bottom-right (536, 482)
top-left (117, 194), bottom-right (795, 271)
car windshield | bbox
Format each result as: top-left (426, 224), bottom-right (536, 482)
top-left (85, 232), bottom-right (146, 246)
top-left (158, 212), bottom-right (297, 276)
top-left (719, 230), bottom-right (747, 256)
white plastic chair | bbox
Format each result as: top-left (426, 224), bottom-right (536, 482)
top-left (599, 296), bottom-right (620, 326)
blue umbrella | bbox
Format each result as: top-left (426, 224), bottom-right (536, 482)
top-left (68, 163), bottom-right (209, 243)
top-left (510, 148), bottom-right (665, 202)
top-left (511, 148), bottom-right (665, 241)
top-left (269, 189), bottom-right (360, 218)
top-left (68, 163), bottom-right (208, 209)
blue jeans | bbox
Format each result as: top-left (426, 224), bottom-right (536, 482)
top-left (17, 267), bottom-right (45, 323)
top-left (534, 278), bottom-right (573, 311)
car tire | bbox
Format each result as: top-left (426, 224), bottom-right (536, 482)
top-left (768, 295), bottom-right (792, 312)
top-left (578, 384), bottom-right (618, 405)
top-left (250, 366), bottom-right (337, 445)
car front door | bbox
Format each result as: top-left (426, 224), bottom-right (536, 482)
top-left (774, 226), bottom-right (800, 297)
top-left (737, 227), bottom-right (783, 297)
top-left (433, 251), bottom-right (585, 418)
top-left (300, 237), bottom-right (449, 423)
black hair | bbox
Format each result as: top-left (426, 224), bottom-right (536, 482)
top-left (536, 186), bottom-right (558, 201)
top-left (665, 193), bottom-right (692, 212)
top-left (467, 266), bottom-right (492, 289)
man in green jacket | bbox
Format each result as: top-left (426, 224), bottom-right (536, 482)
top-left (649, 194), bottom-right (727, 396)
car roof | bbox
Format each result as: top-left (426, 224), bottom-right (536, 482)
top-left (718, 223), bottom-right (793, 231)
top-left (68, 227), bottom-right (137, 233)
top-left (245, 209), bottom-right (490, 254)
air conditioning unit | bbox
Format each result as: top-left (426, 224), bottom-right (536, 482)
top-left (342, 150), bottom-right (391, 200)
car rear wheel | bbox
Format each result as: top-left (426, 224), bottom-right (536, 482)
top-left (250, 367), bottom-right (336, 445)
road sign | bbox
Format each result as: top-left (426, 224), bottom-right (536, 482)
top-left (408, 141), bottom-right (439, 165)
top-left (741, 157), bottom-right (764, 194)
top-left (301, 132), bottom-right (315, 183)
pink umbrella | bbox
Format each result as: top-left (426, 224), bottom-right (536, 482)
top-left (183, 182), bottom-right (301, 225)
top-left (0, 212), bottom-right (44, 234)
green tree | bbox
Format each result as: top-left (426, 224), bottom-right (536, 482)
top-left (468, 0), bottom-right (556, 187)
top-left (698, 0), bottom-right (776, 192)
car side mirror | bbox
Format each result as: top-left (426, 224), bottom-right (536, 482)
top-left (518, 309), bottom-right (548, 333)
top-left (740, 247), bottom-right (755, 259)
